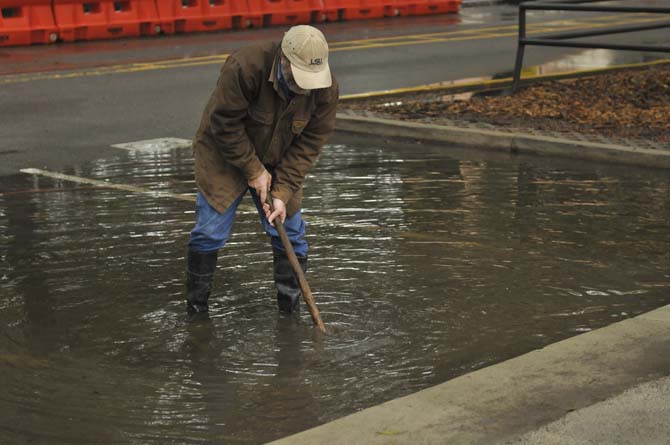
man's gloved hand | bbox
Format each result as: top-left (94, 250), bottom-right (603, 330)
top-left (248, 169), bottom-right (272, 205)
top-left (264, 197), bottom-right (286, 227)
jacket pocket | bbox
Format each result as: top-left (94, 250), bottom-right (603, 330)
top-left (247, 107), bottom-right (274, 160)
top-left (291, 119), bottom-right (308, 135)
top-left (248, 107), bottom-right (274, 125)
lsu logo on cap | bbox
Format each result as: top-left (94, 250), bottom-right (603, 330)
top-left (309, 58), bottom-right (323, 66)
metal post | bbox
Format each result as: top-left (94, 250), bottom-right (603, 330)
top-left (512, 4), bottom-right (526, 92)
top-left (509, 1), bottom-right (669, 92)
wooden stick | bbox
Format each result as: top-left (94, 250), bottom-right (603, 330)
top-left (267, 197), bottom-right (326, 333)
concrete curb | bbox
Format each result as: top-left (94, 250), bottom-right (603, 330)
top-left (335, 113), bottom-right (670, 169)
top-left (266, 304), bottom-right (670, 444)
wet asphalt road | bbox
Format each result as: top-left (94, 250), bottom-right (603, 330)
top-left (1, 3), bottom-right (670, 444)
top-left (1, 1), bottom-right (669, 175)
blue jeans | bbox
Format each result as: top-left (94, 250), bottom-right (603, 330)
top-left (188, 190), bottom-right (308, 257)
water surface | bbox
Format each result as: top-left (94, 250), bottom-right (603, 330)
top-left (1, 134), bottom-right (668, 444)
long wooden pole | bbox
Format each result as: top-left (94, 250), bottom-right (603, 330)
top-left (267, 198), bottom-right (326, 333)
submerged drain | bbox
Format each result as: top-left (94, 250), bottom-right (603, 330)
top-left (111, 138), bottom-right (192, 152)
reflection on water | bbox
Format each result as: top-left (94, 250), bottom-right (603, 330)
top-left (1, 134), bottom-right (669, 444)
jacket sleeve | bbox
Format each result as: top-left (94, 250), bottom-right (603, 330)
top-left (272, 82), bottom-right (339, 204)
top-left (208, 57), bottom-right (266, 180)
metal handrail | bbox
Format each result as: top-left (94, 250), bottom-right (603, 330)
top-left (512, 0), bottom-right (670, 91)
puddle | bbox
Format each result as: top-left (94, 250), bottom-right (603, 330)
top-left (1, 134), bottom-right (669, 443)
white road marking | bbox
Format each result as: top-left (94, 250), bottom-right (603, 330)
top-left (19, 168), bottom-right (378, 229)
top-left (20, 168), bottom-right (198, 202)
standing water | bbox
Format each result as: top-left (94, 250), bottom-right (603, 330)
top-left (1, 133), bottom-right (668, 444)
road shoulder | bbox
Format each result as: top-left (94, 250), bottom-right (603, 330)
top-left (267, 304), bottom-right (670, 444)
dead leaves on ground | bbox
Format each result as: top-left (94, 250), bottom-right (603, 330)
top-left (364, 66), bottom-right (670, 143)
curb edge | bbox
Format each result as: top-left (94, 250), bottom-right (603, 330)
top-left (335, 113), bottom-right (670, 169)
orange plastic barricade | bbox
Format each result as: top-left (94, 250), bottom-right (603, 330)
top-left (0, 0), bottom-right (58, 46)
top-left (319, 0), bottom-right (387, 22)
top-left (389, 0), bottom-right (459, 16)
top-left (52, 0), bottom-right (161, 42)
top-left (155, 0), bottom-right (251, 34)
top-left (245, 0), bottom-right (321, 27)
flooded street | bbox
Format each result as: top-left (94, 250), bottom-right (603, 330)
top-left (1, 134), bottom-right (669, 444)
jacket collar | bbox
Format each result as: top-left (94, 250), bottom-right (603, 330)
top-left (268, 48), bottom-right (311, 103)
top-left (268, 51), bottom-right (281, 94)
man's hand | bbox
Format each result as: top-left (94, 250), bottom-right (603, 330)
top-left (248, 169), bottom-right (272, 205)
top-left (264, 198), bottom-right (286, 227)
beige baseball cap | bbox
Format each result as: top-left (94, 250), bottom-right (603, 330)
top-left (281, 25), bottom-right (332, 90)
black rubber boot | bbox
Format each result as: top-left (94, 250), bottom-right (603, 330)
top-left (186, 249), bottom-right (218, 314)
top-left (273, 251), bottom-right (307, 314)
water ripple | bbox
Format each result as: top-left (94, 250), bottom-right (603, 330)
top-left (0, 137), bottom-right (669, 443)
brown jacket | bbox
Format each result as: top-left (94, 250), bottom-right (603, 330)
top-left (193, 41), bottom-right (339, 216)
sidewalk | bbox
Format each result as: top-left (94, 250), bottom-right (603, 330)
top-left (508, 375), bottom-right (670, 445)
top-left (267, 305), bottom-right (670, 444)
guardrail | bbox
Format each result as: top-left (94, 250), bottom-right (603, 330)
top-left (1, 0), bottom-right (462, 46)
top-left (512, 0), bottom-right (670, 91)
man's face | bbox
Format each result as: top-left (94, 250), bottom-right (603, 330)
top-left (280, 52), bottom-right (310, 96)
